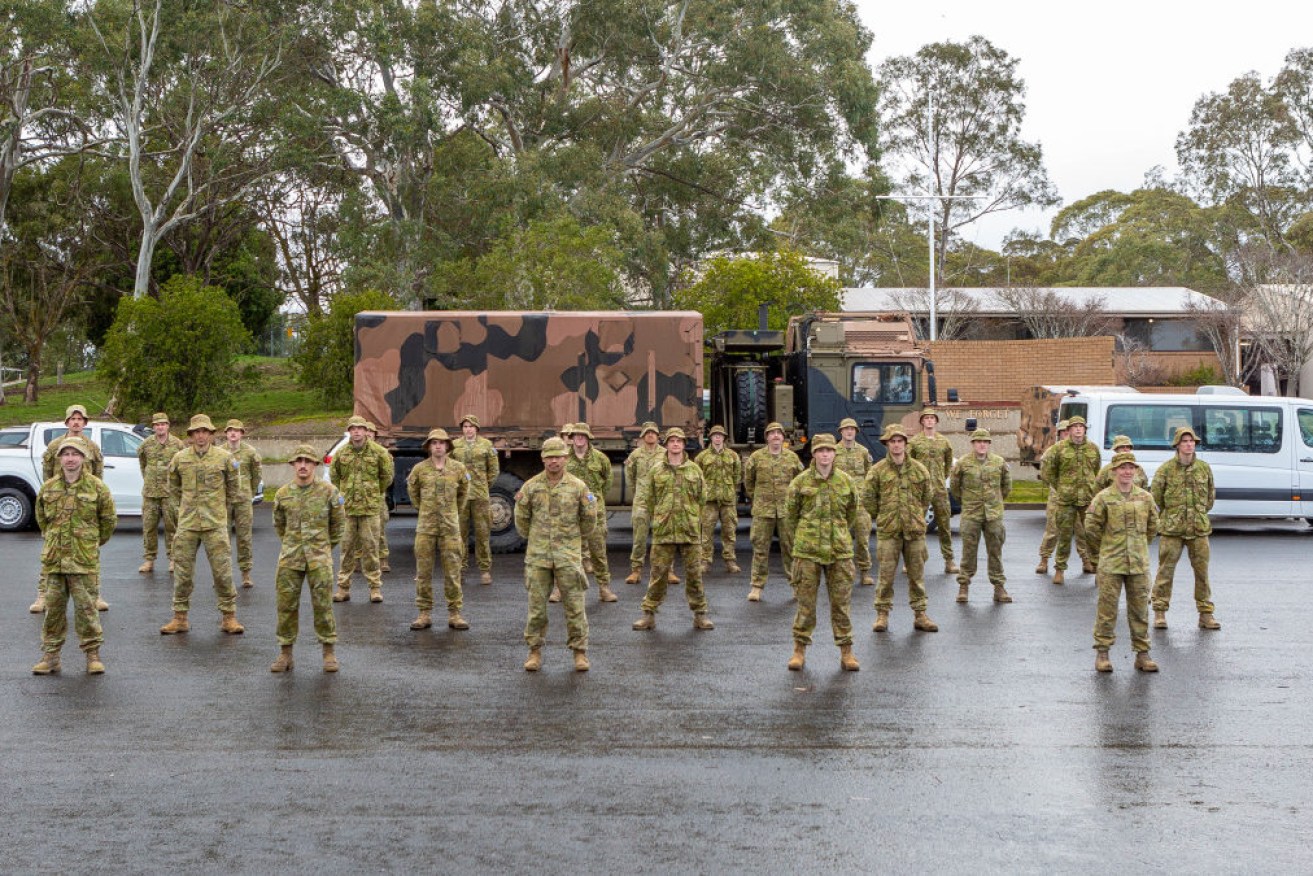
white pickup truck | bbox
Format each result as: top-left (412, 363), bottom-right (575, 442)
top-left (0, 421), bottom-right (148, 531)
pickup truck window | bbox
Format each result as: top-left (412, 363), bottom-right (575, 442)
top-left (102, 429), bottom-right (143, 457)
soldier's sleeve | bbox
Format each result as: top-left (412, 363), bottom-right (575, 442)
top-left (486, 443), bottom-right (499, 485)
top-left (733, 452), bottom-right (743, 485)
top-left (1085, 494), bottom-right (1107, 553)
top-left (1039, 445), bottom-right (1056, 485)
top-left (514, 485), bottom-right (532, 539)
top-left (578, 484), bottom-right (597, 538)
top-left (34, 482), bottom-right (51, 532)
top-left (842, 475), bottom-right (858, 530)
top-left (1150, 465), bottom-right (1166, 509)
top-left (90, 447), bottom-right (104, 479)
top-left (1146, 494), bottom-right (1160, 541)
top-left (941, 440), bottom-right (954, 481)
top-left (42, 444), bottom-right (57, 481)
top-left (1206, 465), bottom-right (1216, 511)
top-left (948, 459), bottom-right (963, 501)
top-left (457, 464), bottom-right (470, 507)
top-left (224, 452), bottom-right (240, 503)
top-left (273, 490), bottom-right (288, 539)
top-left (916, 462), bottom-right (933, 507)
top-left (862, 469), bottom-right (879, 518)
top-left (791, 451), bottom-right (804, 476)
top-left (600, 452), bottom-right (613, 494)
top-left (168, 455), bottom-right (182, 500)
top-left (691, 466), bottom-right (705, 506)
top-left (249, 447), bottom-right (263, 492)
top-left (97, 479), bottom-right (117, 545)
top-left (743, 453), bottom-right (757, 498)
top-left (138, 442), bottom-right (149, 476)
top-left (1000, 461), bottom-right (1012, 499)
top-left (783, 478), bottom-right (801, 538)
top-left (329, 488), bottom-right (346, 545)
top-left (406, 466), bottom-right (422, 507)
top-left (625, 451), bottom-right (638, 485)
top-left (380, 445), bottom-right (395, 488)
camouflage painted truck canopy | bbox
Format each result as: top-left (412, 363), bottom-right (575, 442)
top-left (354, 311), bottom-right (703, 446)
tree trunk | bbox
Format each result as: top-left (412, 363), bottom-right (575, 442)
top-left (23, 362), bottom-right (39, 403)
top-left (134, 229), bottom-right (158, 298)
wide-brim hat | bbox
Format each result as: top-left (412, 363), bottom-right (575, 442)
top-left (346, 415), bottom-right (370, 429)
top-left (187, 414), bottom-right (216, 433)
top-left (288, 444), bottom-right (321, 464)
top-left (918, 408), bottom-right (940, 423)
top-left (1110, 451), bottom-right (1138, 468)
top-left (540, 437), bottom-right (569, 458)
top-left (1056, 419), bottom-right (1070, 431)
top-left (639, 421), bottom-right (660, 437)
top-left (1066, 415), bottom-right (1087, 427)
top-left (572, 422), bottom-right (594, 440)
top-left (64, 404), bottom-right (88, 423)
top-left (969, 428), bottom-right (992, 442)
top-left (424, 428), bottom-right (454, 450)
top-left (879, 424), bottom-right (909, 445)
top-left (225, 419), bottom-right (246, 433)
top-left (1111, 434), bottom-right (1133, 450)
top-left (764, 421), bottom-right (785, 436)
top-left (838, 417), bottom-right (859, 431)
top-left (151, 412), bottom-right (170, 425)
top-left (459, 414), bottom-right (480, 429)
top-left (663, 427), bottom-right (687, 443)
top-left (1172, 426), bottom-right (1200, 447)
top-left (708, 424), bottom-right (728, 438)
top-left (810, 433), bottom-right (837, 451)
top-left (55, 437), bottom-right (87, 457)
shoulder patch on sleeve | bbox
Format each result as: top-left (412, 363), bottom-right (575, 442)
top-left (585, 492), bottom-right (596, 503)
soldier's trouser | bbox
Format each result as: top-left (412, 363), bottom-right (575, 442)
top-left (172, 528), bottom-right (237, 613)
top-left (642, 543), bottom-right (708, 614)
top-left (793, 558), bottom-right (855, 646)
top-left (459, 496), bottom-right (492, 571)
top-left (700, 501), bottom-right (738, 566)
top-left (1053, 504), bottom-right (1091, 570)
top-left (958, 516), bottom-right (1006, 586)
top-left (875, 535), bottom-right (928, 611)
top-left (628, 510), bottom-right (651, 571)
top-left (1041, 497), bottom-right (1088, 561)
top-left (524, 564), bottom-right (589, 652)
top-left (42, 573), bottom-right (102, 653)
top-left (141, 496), bottom-right (178, 561)
top-left (228, 500), bottom-right (254, 572)
top-left (583, 504), bottom-right (610, 585)
top-left (749, 514), bottom-right (794, 586)
top-left (852, 508), bottom-right (873, 572)
top-left (1152, 535), bottom-right (1213, 614)
top-left (414, 533), bottom-right (463, 611)
top-left (275, 564), bottom-right (337, 646)
top-left (378, 503), bottom-right (390, 561)
top-left (1093, 571), bottom-right (1150, 652)
top-left (337, 514), bottom-right (381, 590)
top-left (930, 490), bottom-right (954, 560)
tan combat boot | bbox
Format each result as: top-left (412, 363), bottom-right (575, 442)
top-left (159, 611), bottom-right (190, 634)
top-left (945, 560), bottom-right (959, 575)
top-left (1082, 560), bottom-right (1097, 574)
top-left (480, 571), bottom-right (492, 586)
top-left (860, 572), bottom-right (874, 586)
top-left (1035, 558), bottom-right (1048, 575)
top-left (332, 584), bottom-right (350, 602)
top-left (1153, 610), bottom-right (1168, 629)
top-left (668, 570), bottom-right (680, 585)
top-left (138, 559), bottom-right (154, 574)
top-left (993, 585), bottom-right (1013, 604)
top-left (220, 612), bottom-right (245, 635)
top-left (369, 586), bottom-right (383, 604)
top-left (96, 597), bottom-right (109, 611)
top-left (1053, 569), bottom-right (1065, 586)
top-left (787, 643), bottom-right (806, 671)
top-left (1198, 613), bottom-right (1221, 630)
top-left (1135, 651), bottom-right (1159, 672)
top-left (872, 610), bottom-right (889, 632)
top-left (85, 650), bottom-right (105, 675)
top-left (632, 611), bottom-right (655, 631)
top-left (410, 611), bottom-right (432, 630)
top-left (956, 582), bottom-right (969, 603)
top-left (241, 570), bottom-right (253, 589)
top-left (625, 568), bottom-right (643, 585)
top-left (747, 585), bottom-right (763, 602)
top-left (28, 593), bottom-right (45, 614)
top-left (380, 558), bottom-right (390, 572)
top-left (573, 650), bottom-right (590, 672)
top-left (692, 612), bottom-right (715, 630)
top-left (548, 586), bottom-right (561, 603)
top-left (913, 611), bottom-right (939, 632)
top-left (270, 645), bottom-right (294, 673)
top-left (1095, 650), bottom-right (1112, 672)
top-left (322, 644), bottom-right (339, 673)
top-left (32, 651), bottom-right (60, 675)
top-left (598, 583), bottom-right (618, 603)
top-left (168, 559), bottom-right (174, 573)
top-left (726, 560), bottom-right (741, 575)
top-left (839, 645), bottom-right (860, 672)
top-left (447, 610), bottom-right (470, 630)
top-left (524, 648), bottom-right (543, 672)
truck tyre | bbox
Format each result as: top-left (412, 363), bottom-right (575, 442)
top-left (0, 485), bottom-right (35, 532)
top-left (489, 471), bottom-right (527, 554)
top-left (734, 369), bottom-right (767, 444)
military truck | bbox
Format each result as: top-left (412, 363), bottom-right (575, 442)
top-left (354, 310), bottom-right (931, 552)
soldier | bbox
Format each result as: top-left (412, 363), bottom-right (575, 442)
top-left (632, 428), bottom-right (715, 632)
top-left (137, 412), bottom-right (184, 576)
top-left (330, 415), bottom-right (392, 603)
top-left (32, 404), bottom-right (106, 614)
top-left (565, 422), bottom-right (616, 603)
top-left (743, 422), bottom-right (803, 601)
top-left (864, 424), bottom-right (938, 633)
top-left (624, 422), bottom-right (666, 585)
top-left (1040, 414), bottom-right (1102, 585)
top-left (949, 428), bottom-right (1012, 604)
top-left (783, 433), bottom-right (860, 671)
top-left (1086, 451), bottom-right (1161, 673)
top-left (270, 444), bottom-right (346, 673)
top-left (908, 408), bottom-right (958, 574)
top-left (515, 437), bottom-right (597, 672)
top-left (159, 414), bottom-right (245, 636)
top-left (366, 422), bottom-right (393, 573)
top-left (1151, 426), bottom-right (1221, 632)
top-left (835, 417), bottom-right (875, 586)
top-left (1035, 418), bottom-right (1070, 575)
top-left (695, 424), bottom-right (742, 574)
top-left (407, 429), bottom-right (471, 632)
top-left (1094, 435), bottom-right (1148, 492)
top-left (223, 419), bottom-right (262, 589)
top-left (454, 414), bottom-right (499, 585)
top-left (30, 439), bottom-right (116, 675)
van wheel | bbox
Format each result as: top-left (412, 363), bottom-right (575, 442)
top-left (489, 472), bottom-right (527, 554)
top-left (0, 486), bottom-right (35, 531)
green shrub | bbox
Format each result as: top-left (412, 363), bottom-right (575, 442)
top-left (293, 288), bottom-right (398, 407)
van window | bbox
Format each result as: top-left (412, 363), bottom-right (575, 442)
top-left (1201, 406), bottom-right (1281, 453)
top-left (1299, 409), bottom-right (1313, 447)
top-left (1058, 401), bottom-right (1088, 424)
top-left (851, 363), bottom-right (915, 405)
top-left (1105, 404), bottom-right (1193, 450)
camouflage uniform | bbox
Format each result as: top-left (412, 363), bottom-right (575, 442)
top-left (743, 446), bottom-right (804, 588)
top-left (1036, 442), bottom-right (1089, 566)
top-left (566, 445), bottom-right (613, 588)
top-left (834, 440), bottom-right (874, 579)
top-left (950, 446), bottom-right (1011, 589)
top-left (36, 431), bottom-right (104, 603)
top-left (515, 463), bottom-right (596, 653)
top-left (640, 457), bottom-right (709, 616)
top-left (226, 439), bottom-right (263, 577)
top-left (1086, 478), bottom-right (1159, 654)
top-left (329, 438), bottom-right (393, 595)
top-left (863, 455), bottom-right (933, 612)
top-left (273, 478), bottom-right (346, 646)
top-left (908, 431), bottom-right (956, 563)
top-left (35, 466), bottom-right (115, 658)
top-left (694, 442), bottom-right (741, 569)
top-left (139, 432), bottom-right (184, 564)
top-left (1151, 455), bottom-right (1216, 616)
top-left (169, 444), bottom-right (241, 615)
top-left (454, 433), bottom-right (499, 572)
top-left (1040, 437), bottom-right (1102, 572)
top-left (784, 464), bottom-right (858, 646)
top-left (407, 457), bottom-right (471, 613)
top-left (625, 439), bottom-right (665, 574)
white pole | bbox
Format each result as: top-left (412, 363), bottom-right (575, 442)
top-left (927, 92), bottom-right (937, 342)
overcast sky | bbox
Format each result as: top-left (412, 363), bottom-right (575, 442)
top-left (853, 0), bottom-right (1313, 248)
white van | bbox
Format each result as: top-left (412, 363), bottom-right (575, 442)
top-left (1056, 389), bottom-right (1313, 522)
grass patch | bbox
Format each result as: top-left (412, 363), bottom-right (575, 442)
top-left (1006, 479), bottom-right (1049, 504)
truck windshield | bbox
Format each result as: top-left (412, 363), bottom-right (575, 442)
top-left (851, 363), bottom-right (915, 405)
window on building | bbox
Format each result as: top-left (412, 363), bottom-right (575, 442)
top-left (851, 363), bottom-right (915, 405)
top-left (1121, 318), bottom-right (1210, 352)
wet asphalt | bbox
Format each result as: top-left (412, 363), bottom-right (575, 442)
top-left (1, 508), bottom-right (1311, 874)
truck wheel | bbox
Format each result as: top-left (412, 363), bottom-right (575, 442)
top-left (0, 486), bottom-right (35, 531)
top-left (734, 369), bottom-right (767, 444)
top-left (489, 472), bottom-right (527, 554)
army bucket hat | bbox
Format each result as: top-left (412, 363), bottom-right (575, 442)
top-left (187, 414), bottom-right (216, 433)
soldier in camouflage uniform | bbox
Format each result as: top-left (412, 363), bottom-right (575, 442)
top-left (783, 434), bottom-right (860, 671)
top-left (330, 415), bottom-right (393, 603)
top-left (32, 404), bottom-right (106, 614)
top-left (632, 428), bottom-right (715, 632)
top-left (159, 415), bottom-right (246, 636)
top-left (407, 429), bottom-right (472, 631)
top-left (31, 439), bottom-right (116, 676)
top-left (1094, 435), bottom-right (1148, 493)
top-left (137, 412), bottom-right (184, 576)
top-left (695, 425), bottom-right (741, 573)
top-left (1035, 419), bottom-right (1073, 574)
top-left (366, 422), bottom-right (392, 572)
top-left (1086, 451), bottom-right (1161, 673)
top-left (1040, 414), bottom-right (1102, 585)
top-left (624, 422), bottom-right (666, 585)
top-left (949, 429), bottom-right (1012, 604)
top-left (864, 424), bottom-right (938, 633)
top-left (743, 422), bottom-right (804, 601)
top-left (908, 408), bottom-right (958, 574)
top-left (835, 417), bottom-right (875, 586)
top-left (270, 444), bottom-right (347, 673)
top-left (454, 414), bottom-right (499, 585)
top-left (566, 423), bottom-right (616, 602)
top-left (223, 419), bottom-right (262, 589)
top-left (1151, 426), bottom-right (1221, 631)
top-left (515, 437), bottom-right (597, 672)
